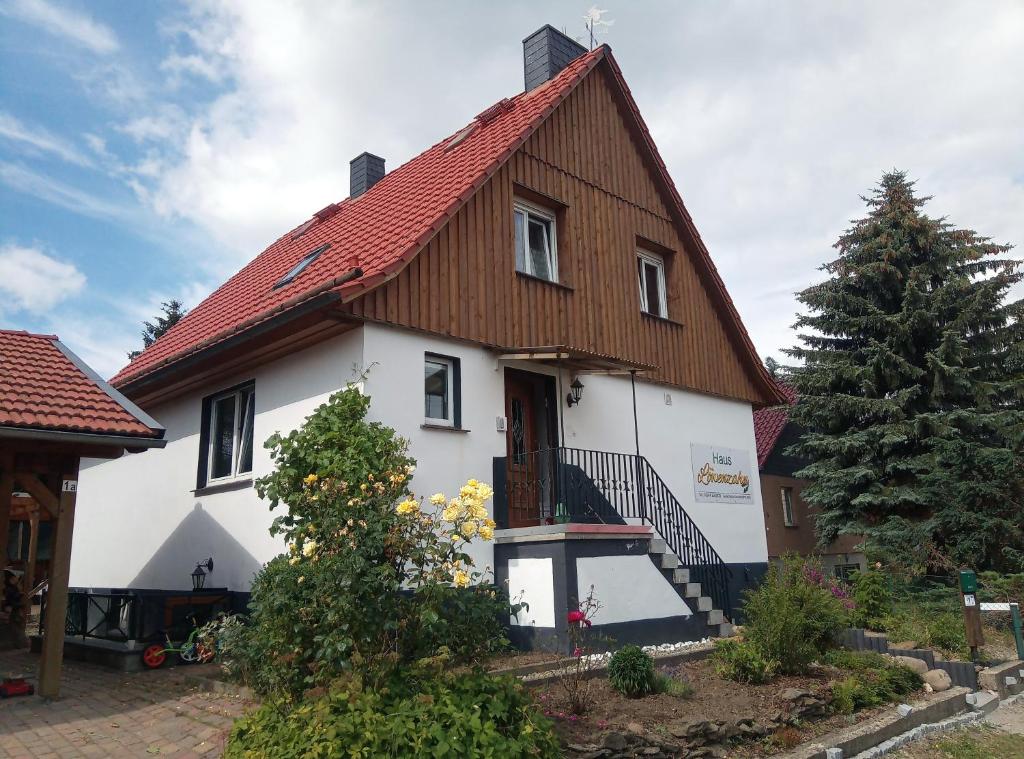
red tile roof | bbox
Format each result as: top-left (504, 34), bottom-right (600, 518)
top-left (112, 48), bottom-right (605, 388)
top-left (0, 330), bottom-right (162, 438)
top-left (111, 44), bottom-right (783, 407)
top-left (753, 382), bottom-right (797, 467)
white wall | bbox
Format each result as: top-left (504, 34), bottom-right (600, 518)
top-left (72, 321), bottom-right (765, 592)
top-left (70, 330), bottom-right (365, 590)
top-left (363, 324), bottom-right (767, 567)
top-left (576, 555), bottom-right (692, 625)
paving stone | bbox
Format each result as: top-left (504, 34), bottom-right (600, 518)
top-left (0, 648), bottom-right (252, 758)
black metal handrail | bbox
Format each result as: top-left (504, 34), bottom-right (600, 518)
top-left (495, 446), bottom-right (733, 617)
top-left (44, 588), bottom-right (246, 644)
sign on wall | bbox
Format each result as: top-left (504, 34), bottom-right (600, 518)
top-left (690, 444), bottom-right (754, 504)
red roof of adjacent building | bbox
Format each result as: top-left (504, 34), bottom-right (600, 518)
top-left (753, 382), bottom-right (798, 467)
top-left (0, 330), bottom-right (163, 439)
top-left (111, 44), bottom-right (783, 406)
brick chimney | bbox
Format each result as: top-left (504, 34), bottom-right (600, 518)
top-left (523, 25), bottom-right (588, 92)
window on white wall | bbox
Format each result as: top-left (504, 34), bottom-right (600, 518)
top-left (637, 249), bottom-right (668, 318)
top-left (199, 382), bottom-right (255, 488)
top-left (424, 353), bottom-right (461, 428)
top-left (514, 200), bottom-right (558, 282)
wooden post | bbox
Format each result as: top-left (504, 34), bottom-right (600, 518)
top-left (38, 461), bottom-right (79, 699)
top-left (0, 453), bottom-right (13, 564)
top-left (22, 505), bottom-right (40, 625)
top-left (959, 569), bottom-right (984, 663)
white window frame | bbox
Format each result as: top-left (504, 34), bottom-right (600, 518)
top-left (207, 385), bottom-right (255, 483)
top-left (424, 356), bottom-right (455, 427)
top-left (637, 249), bottom-right (668, 318)
top-left (781, 486), bottom-right (796, 527)
top-left (513, 200), bottom-right (558, 282)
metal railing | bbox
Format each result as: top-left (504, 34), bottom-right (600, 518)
top-left (495, 446), bottom-right (733, 617)
top-left (45, 588), bottom-right (246, 645)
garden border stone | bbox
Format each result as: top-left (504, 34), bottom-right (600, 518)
top-left (777, 686), bottom-right (970, 759)
top-left (977, 659), bottom-right (1024, 699)
top-left (837, 628), bottom-right (979, 689)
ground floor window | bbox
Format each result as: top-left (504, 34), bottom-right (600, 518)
top-left (424, 353), bottom-right (461, 427)
top-left (781, 486), bottom-right (796, 526)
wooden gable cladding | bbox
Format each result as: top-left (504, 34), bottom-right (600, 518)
top-left (344, 61), bottom-right (766, 404)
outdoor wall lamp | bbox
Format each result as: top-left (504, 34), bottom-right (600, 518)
top-left (566, 377), bottom-right (585, 407)
top-left (191, 557), bottom-right (214, 591)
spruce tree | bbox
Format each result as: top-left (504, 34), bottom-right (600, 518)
top-left (786, 171), bottom-right (1023, 572)
top-left (128, 299), bottom-right (186, 360)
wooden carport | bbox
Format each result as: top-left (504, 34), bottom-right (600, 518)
top-left (0, 330), bottom-right (165, 698)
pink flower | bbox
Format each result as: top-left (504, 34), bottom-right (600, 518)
top-left (573, 647), bottom-right (582, 657)
top-left (568, 610), bottom-right (592, 627)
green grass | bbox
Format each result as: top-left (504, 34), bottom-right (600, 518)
top-left (893, 725), bottom-right (1024, 759)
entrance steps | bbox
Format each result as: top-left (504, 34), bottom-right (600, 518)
top-left (645, 540), bottom-right (734, 639)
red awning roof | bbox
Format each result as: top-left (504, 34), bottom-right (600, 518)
top-left (0, 330), bottom-right (163, 439)
top-left (753, 383), bottom-right (797, 467)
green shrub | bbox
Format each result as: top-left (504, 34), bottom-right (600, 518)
top-left (225, 671), bottom-right (560, 758)
top-left (652, 672), bottom-right (694, 698)
top-left (852, 570), bottom-right (892, 630)
top-left (223, 386), bottom-right (508, 697)
top-left (825, 650), bottom-right (922, 714)
top-left (608, 645), bottom-right (656, 698)
top-left (711, 638), bottom-right (779, 684)
top-left (741, 556), bottom-right (852, 674)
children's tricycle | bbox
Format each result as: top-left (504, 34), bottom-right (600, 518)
top-left (0, 678), bottom-right (34, 698)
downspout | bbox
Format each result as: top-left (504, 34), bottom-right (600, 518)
top-left (630, 370), bottom-right (647, 523)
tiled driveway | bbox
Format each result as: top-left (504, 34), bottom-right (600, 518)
top-left (0, 649), bottom-right (252, 758)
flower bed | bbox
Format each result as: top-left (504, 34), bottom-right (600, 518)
top-left (536, 655), bottom-right (926, 757)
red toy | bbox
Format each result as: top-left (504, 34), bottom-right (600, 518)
top-left (0, 678), bottom-right (35, 698)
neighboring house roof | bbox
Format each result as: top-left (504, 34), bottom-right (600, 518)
top-left (0, 330), bottom-right (164, 442)
top-left (112, 44), bottom-right (782, 406)
top-left (753, 382), bottom-right (797, 468)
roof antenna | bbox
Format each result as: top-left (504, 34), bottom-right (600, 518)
top-left (583, 6), bottom-right (614, 50)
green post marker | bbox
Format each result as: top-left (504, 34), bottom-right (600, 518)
top-left (1011, 603), bottom-right (1024, 661)
top-left (959, 568), bottom-right (983, 662)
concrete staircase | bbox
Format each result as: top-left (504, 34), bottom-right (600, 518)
top-left (647, 537), bottom-right (735, 639)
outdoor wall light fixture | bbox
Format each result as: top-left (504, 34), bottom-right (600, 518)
top-left (191, 557), bottom-right (214, 591)
top-left (566, 377), bottom-right (585, 407)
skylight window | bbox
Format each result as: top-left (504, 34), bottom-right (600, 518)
top-left (274, 243), bottom-right (330, 289)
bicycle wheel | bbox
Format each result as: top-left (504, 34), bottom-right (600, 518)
top-left (179, 643), bottom-right (199, 663)
top-left (142, 644), bottom-right (167, 669)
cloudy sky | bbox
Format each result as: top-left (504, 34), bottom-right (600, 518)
top-left (1, 0), bottom-right (1021, 378)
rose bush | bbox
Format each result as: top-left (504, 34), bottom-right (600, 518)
top-left (223, 385), bottom-right (507, 697)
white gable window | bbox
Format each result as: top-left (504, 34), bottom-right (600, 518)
top-left (637, 249), bottom-right (668, 318)
top-left (206, 384), bottom-right (255, 482)
top-left (514, 200), bottom-right (558, 282)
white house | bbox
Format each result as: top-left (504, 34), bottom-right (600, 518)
top-left (71, 27), bottom-right (784, 648)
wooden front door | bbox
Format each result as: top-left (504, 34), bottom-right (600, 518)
top-left (505, 372), bottom-right (542, 528)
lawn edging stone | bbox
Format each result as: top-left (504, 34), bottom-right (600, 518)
top-left (777, 686), bottom-right (970, 759)
top-left (977, 659), bottom-right (1024, 699)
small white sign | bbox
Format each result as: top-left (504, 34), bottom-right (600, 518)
top-left (964, 593), bottom-right (977, 607)
top-left (61, 480), bottom-right (78, 493)
top-left (690, 444), bottom-right (754, 505)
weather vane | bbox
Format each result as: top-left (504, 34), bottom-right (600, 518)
top-left (583, 6), bottom-right (614, 50)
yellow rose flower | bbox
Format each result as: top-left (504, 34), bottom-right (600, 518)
top-left (452, 569), bottom-right (470, 588)
top-left (470, 503), bottom-right (488, 520)
top-left (288, 556), bottom-right (300, 565)
top-left (303, 473), bottom-right (318, 486)
top-left (442, 501), bottom-right (460, 522)
top-left (461, 521), bottom-right (478, 538)
top-left (430, 493), bottom-right (446, 506)
top-left (479, 524), bottom-right (494, 541)
top-left (302, 540), bottom-right (317, 557)
top-left (396, 498), bottom-right (419, 516)
top-left (467, 478), bottom-right (479, 487)
top-left (484, 518), bottom-right (496, 529)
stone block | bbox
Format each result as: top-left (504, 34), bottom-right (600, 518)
top-left (923, 669), bottom-right (952, 692)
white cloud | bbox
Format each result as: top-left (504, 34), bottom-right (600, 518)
top-left (0, 111), bottom-right (93, 166)
top-left (0, 243), bottom-right (86, 313)
top-left (0, 0), bottom-right (118, 54)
